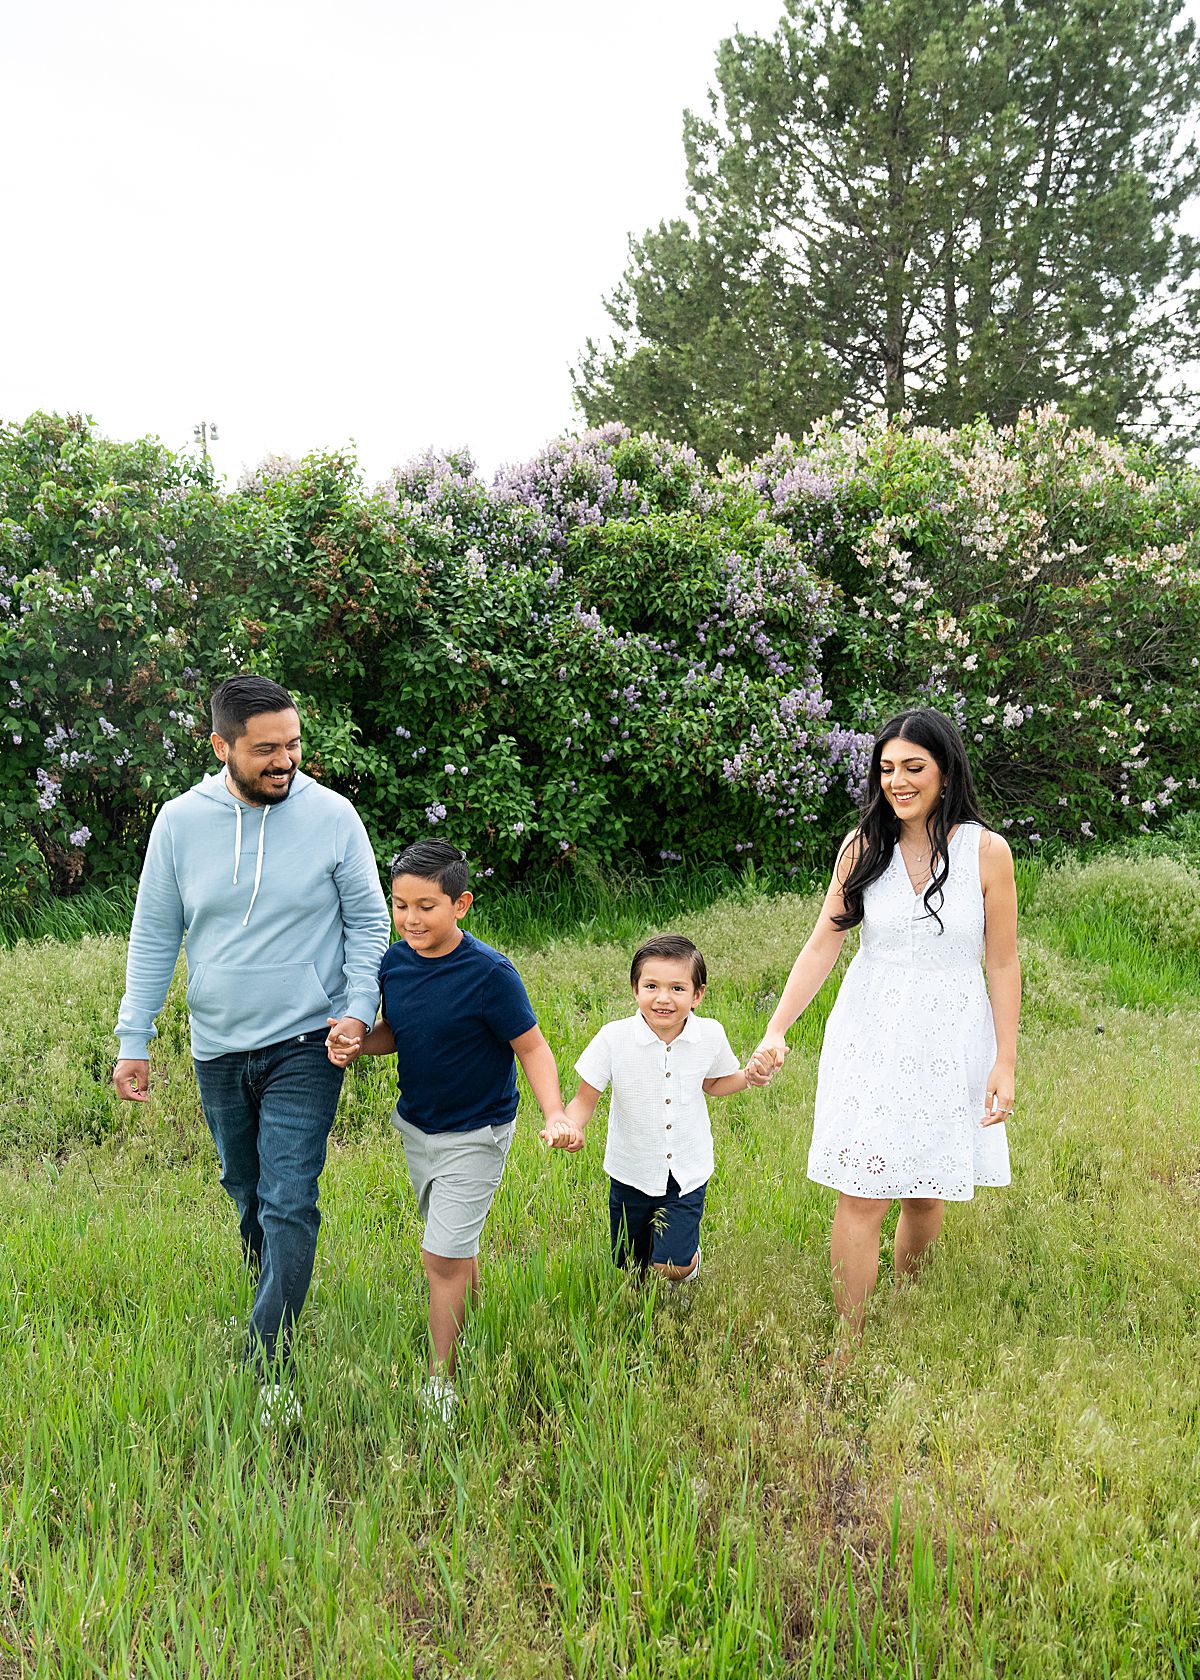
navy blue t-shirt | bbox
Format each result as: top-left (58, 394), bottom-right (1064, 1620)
top-left (379, 931), bottom-right (538, 1133)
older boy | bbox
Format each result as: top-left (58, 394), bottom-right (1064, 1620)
top-left (327, 838), bottom-right (570, 1418)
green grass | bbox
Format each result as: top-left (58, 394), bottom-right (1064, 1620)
top-left (1, 868), bottom-right (1199, 1676)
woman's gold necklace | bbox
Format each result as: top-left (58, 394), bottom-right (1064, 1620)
top-left (899, 838), bottom-right (933, 889)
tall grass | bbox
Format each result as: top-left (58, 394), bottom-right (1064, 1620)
top-left (2, 866), bottom-right (1199, 1675)
top-left (0, 861), bottom-right (782, 957)
top-left (0, 881), bottom-right (138, 949)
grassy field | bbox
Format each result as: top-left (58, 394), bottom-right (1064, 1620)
top-left (2, 856), bottom-right (1199, 1678)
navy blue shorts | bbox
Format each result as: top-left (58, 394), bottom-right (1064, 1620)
top-left (609, 1174), bottom-right (706, 1270)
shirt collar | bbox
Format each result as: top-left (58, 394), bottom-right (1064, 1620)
top-left (631, 1009), bottom-right (702, 1048)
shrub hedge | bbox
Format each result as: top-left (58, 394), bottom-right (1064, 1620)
top-left (3, 408), bottom-right (1199, 900)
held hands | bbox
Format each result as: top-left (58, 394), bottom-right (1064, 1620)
top-left (743, 1047), bottom-right (778, 1087)
top-left (325, 1018), bottom-right (366, 1067)
top-left (982, 1062), bottom-right (1015, 1126)
top-left (751, 1033), bottom-right (789, 1080)
top-left (540, 1112), bottom-right (585, 1151)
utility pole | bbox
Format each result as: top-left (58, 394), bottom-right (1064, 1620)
top-left (193, 420), bottom-right (219, 459)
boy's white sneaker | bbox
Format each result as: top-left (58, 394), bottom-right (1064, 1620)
top-left (421, 1372), bottom-right (458, 1424)
top-left (671, 1247), bottom-right (702, 1287)
top-left (258, 1382), bottom-right (300, 1430)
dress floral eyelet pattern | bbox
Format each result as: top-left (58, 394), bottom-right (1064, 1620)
top-left (807, 822), bottom-right (1011, 1202)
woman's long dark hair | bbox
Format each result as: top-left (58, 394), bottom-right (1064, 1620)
top-left (832, 708), bottom-right (991, 932)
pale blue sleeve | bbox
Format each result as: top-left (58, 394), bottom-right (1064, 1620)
top-left (334, 808), bottom-right (391, 1027)
top-left (115, 808), bottom-right (186, 1060)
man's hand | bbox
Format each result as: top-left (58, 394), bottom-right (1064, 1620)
top-left (325, 1017), bottom-right (367, 1067)
top-left (540, 1112), bottom-right (585, 1151)
top-left (113, 1059), bottom-right (150, 1102)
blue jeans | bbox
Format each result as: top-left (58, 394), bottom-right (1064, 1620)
top-left (193, 1033), bottom-right (344, 1369)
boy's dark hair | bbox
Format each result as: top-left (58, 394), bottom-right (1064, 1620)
top-left (390, 839), bottom-right (470, 900)
top-left (210, 674), bottom-right (296, 742)
top-left (630, 933), bottom-right (707, 990)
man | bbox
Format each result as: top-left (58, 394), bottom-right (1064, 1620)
top-left (113, 674), bottom-right (390, 1391)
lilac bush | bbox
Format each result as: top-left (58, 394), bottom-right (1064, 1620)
top-left (744, 408), bottom-right (1200, 844)
top-left (4, 407), bottom-right (1198, 902)
top-left (0, 414), bottom-right (218, 898)
top-left (353, 426), bottom-right (860, 873)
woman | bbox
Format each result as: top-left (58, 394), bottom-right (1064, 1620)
top-left (757, 708), bottom-right (1019, 1348)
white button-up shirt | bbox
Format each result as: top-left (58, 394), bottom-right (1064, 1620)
top-left (575, 1011), bottom-right (740, 1196)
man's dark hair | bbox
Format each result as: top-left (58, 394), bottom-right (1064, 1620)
top-left (210, 674), bottom-right (297, 743)
top-left (390, 839), bottom-right (470, 900)
top-left (630, 933), bottom-right (707, 990)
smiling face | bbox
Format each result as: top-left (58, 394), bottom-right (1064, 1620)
top-left (633, 956), bottom-right (706, 1042)
top-left (212, 707), bottom-right (302, 806)
top-left (391, 873), bottom-right (473, 959)
top-left (878, 735), bottom-right (945, 829)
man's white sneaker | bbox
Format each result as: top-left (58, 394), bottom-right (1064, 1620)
top-left (258, 1382), bottom-right (300, 1430)
top-left (671, 1246), bottom-right (702, 1287)
top-left (421, 1373), bottom-right (458, 1424)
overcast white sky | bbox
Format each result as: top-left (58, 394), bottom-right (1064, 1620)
top-left (1, 0), bottom-right (787, 487)
top-left (3, 1), bottom-right (1197, 488)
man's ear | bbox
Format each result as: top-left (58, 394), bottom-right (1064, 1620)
top-left (210, 731), bottom-right (229, 763)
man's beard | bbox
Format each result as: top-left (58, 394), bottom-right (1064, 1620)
top-left (226, 762), bottom-right (295, 806)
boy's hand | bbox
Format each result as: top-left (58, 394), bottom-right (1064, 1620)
top-left (744, 1048), bottom-right (777, 1087)
top-left (539, 1114), bottom-right (585, 1151)
top-left (325, 1017), bottom-right (365, 1067)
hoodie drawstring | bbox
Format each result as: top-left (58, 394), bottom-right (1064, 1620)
top-left (242, 807), bottom-right (268, 926)
top-left (231, 798), bottom-right (268, 924)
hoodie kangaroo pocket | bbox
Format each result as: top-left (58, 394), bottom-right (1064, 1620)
top-left (185, 962), bottom-right (333, 1044)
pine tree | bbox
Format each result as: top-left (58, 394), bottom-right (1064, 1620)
top-left (574, 0), bottom-right (1200, 457)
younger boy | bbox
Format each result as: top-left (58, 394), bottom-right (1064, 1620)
top-left (542, 933), bottom-right (772, 1282)
top-left (327, 839), bottom-right (571, 1417)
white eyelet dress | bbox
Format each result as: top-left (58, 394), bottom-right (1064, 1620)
top-left (806, 822), bottom-right (1011, 1201)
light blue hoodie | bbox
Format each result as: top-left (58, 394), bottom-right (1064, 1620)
top-left (116, 769), bottom-right (391, 1061)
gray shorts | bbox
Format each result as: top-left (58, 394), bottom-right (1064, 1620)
top-left (392, 1108), bottom-right (514, 1259)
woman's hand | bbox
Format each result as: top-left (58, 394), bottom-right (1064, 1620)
top-left (753, 1031), bottom-right (789, 1075)
top-left (744, 1048), bottom-right (777, 1087)
top-left (981, 1062), bottom-right (1015, 1126)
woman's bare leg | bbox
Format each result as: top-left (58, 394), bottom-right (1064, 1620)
top-left (894, 1197), bottom-right (944, 1283)
top-left (830, 1194), bottom-right (892, 1336)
